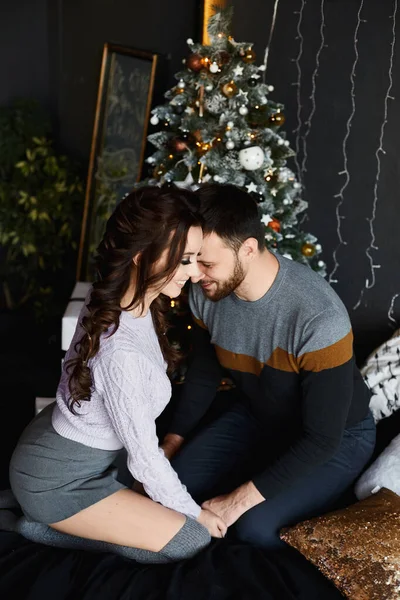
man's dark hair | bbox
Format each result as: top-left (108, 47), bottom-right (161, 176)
top-left (195, 184), bottom-right (265, 252)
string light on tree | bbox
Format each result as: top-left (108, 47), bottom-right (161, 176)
top-left (269, 110), bottom-right (286, 126)
top-left (264, 168), bottom-right (276, 183)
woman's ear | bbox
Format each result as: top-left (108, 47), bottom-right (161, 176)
top-left (132, 252), bottom-right (141, 266)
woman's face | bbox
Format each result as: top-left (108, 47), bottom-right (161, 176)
top-left (160, 225), bottom-right (204, 298)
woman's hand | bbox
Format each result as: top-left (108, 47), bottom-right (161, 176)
top-left (197, 508), bottom-right (227, 538)
top-left (132, 480), bottom-right (148, 497)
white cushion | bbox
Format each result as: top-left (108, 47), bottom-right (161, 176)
top-left (62, 281), bottom-right (92, 351)
top-left (35, 397), bottom-right (55, 415)
top-left (361, 328), bottom-right (400, 421)
top-left (355, 433), bottom-right (400, 500)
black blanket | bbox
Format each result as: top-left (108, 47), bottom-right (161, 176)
top-left (3, 388), bottom-right (398, 599)
top-left (0, 531), bottom-right (343, 600)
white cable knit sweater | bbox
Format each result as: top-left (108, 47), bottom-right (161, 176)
top-left (52, 304), bottom-right (201, 518)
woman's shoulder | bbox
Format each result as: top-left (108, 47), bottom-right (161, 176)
top-left (95, 326), bottom-right (146, 363)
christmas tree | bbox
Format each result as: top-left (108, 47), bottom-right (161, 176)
top-left (141, 8), bottom-right (326, 275)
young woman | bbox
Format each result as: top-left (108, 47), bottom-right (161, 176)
top-left (6, 185), bottom-right (226, 563)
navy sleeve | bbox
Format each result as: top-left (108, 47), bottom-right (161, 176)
top-left (252, 309), bottom-right (359, 499)
top-left (169, 286), bottom-right (222, 437)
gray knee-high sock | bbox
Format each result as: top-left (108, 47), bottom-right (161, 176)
top-left (3, 514), bottom-right (210, 564)
top-left (159, 516), bottom-right (211, 561)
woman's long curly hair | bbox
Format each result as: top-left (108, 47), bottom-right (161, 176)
top-left (66, 184), bottom-right (202, 413)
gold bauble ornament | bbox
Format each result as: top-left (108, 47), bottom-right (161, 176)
top-left (221, 80), bottom-right (238, 98)
top-left (242, 48), bottom-right (256, 64)
top-left (269, 111), bottom-right (286, 126)
top-left (301, 243), bottom-right (316, 257)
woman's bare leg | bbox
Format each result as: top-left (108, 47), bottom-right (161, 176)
top-left (50, 488), bottom-right (187, 552)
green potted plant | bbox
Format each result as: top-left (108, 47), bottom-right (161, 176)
top-left (0, 100), bottom-right (84, 317)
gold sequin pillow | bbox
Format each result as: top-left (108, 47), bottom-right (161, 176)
top-left (280, 488), bottom-right (400, 600)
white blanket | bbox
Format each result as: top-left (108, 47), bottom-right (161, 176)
top-left (361, 328), bottom-right (400, 421)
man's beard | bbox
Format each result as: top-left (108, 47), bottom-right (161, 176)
top-left (201, 256), bottom-right (246, 302)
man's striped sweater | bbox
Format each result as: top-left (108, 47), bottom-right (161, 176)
top-left (170, 252), bottom-right (371, 499)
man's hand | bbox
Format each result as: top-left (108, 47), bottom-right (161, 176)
top-left (202, 481), bottom-right (265, 527)
top-left (160, 433), bottom-right (185, 460)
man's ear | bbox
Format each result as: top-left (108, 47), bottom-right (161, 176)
top-left (240, 237), bottom-right (259, 260)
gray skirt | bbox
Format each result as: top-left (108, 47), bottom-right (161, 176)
top-left (9, 403), bottom-right (127, 524)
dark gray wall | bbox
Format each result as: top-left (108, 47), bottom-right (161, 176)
top-left (233, 0), bottom-right (400, 360)
top-left (0, 0), bottom-right (49, 106)
top-left (52, 0), bottom-right (200, 160)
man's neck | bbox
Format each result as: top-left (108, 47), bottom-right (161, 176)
top-left (234, 250), bottom-right (279, 302)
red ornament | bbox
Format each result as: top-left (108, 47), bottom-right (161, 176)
top-left (168, 137), bottom-right (188, 153)
top-left (269, 218), bottom-right (281, 233)
top-left (186, 53), bottom-right (204, 72)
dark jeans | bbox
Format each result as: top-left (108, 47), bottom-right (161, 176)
top-left (171, 403), bottom-right (376, 550)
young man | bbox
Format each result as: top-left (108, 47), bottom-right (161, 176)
top-left (161, 184), bottom-right (376, 549)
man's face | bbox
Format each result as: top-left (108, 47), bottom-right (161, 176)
top-left (198, 232), bottom-right (246, 301)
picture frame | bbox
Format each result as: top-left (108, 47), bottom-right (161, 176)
top-left (76, 43), bottom-right (158, 281)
